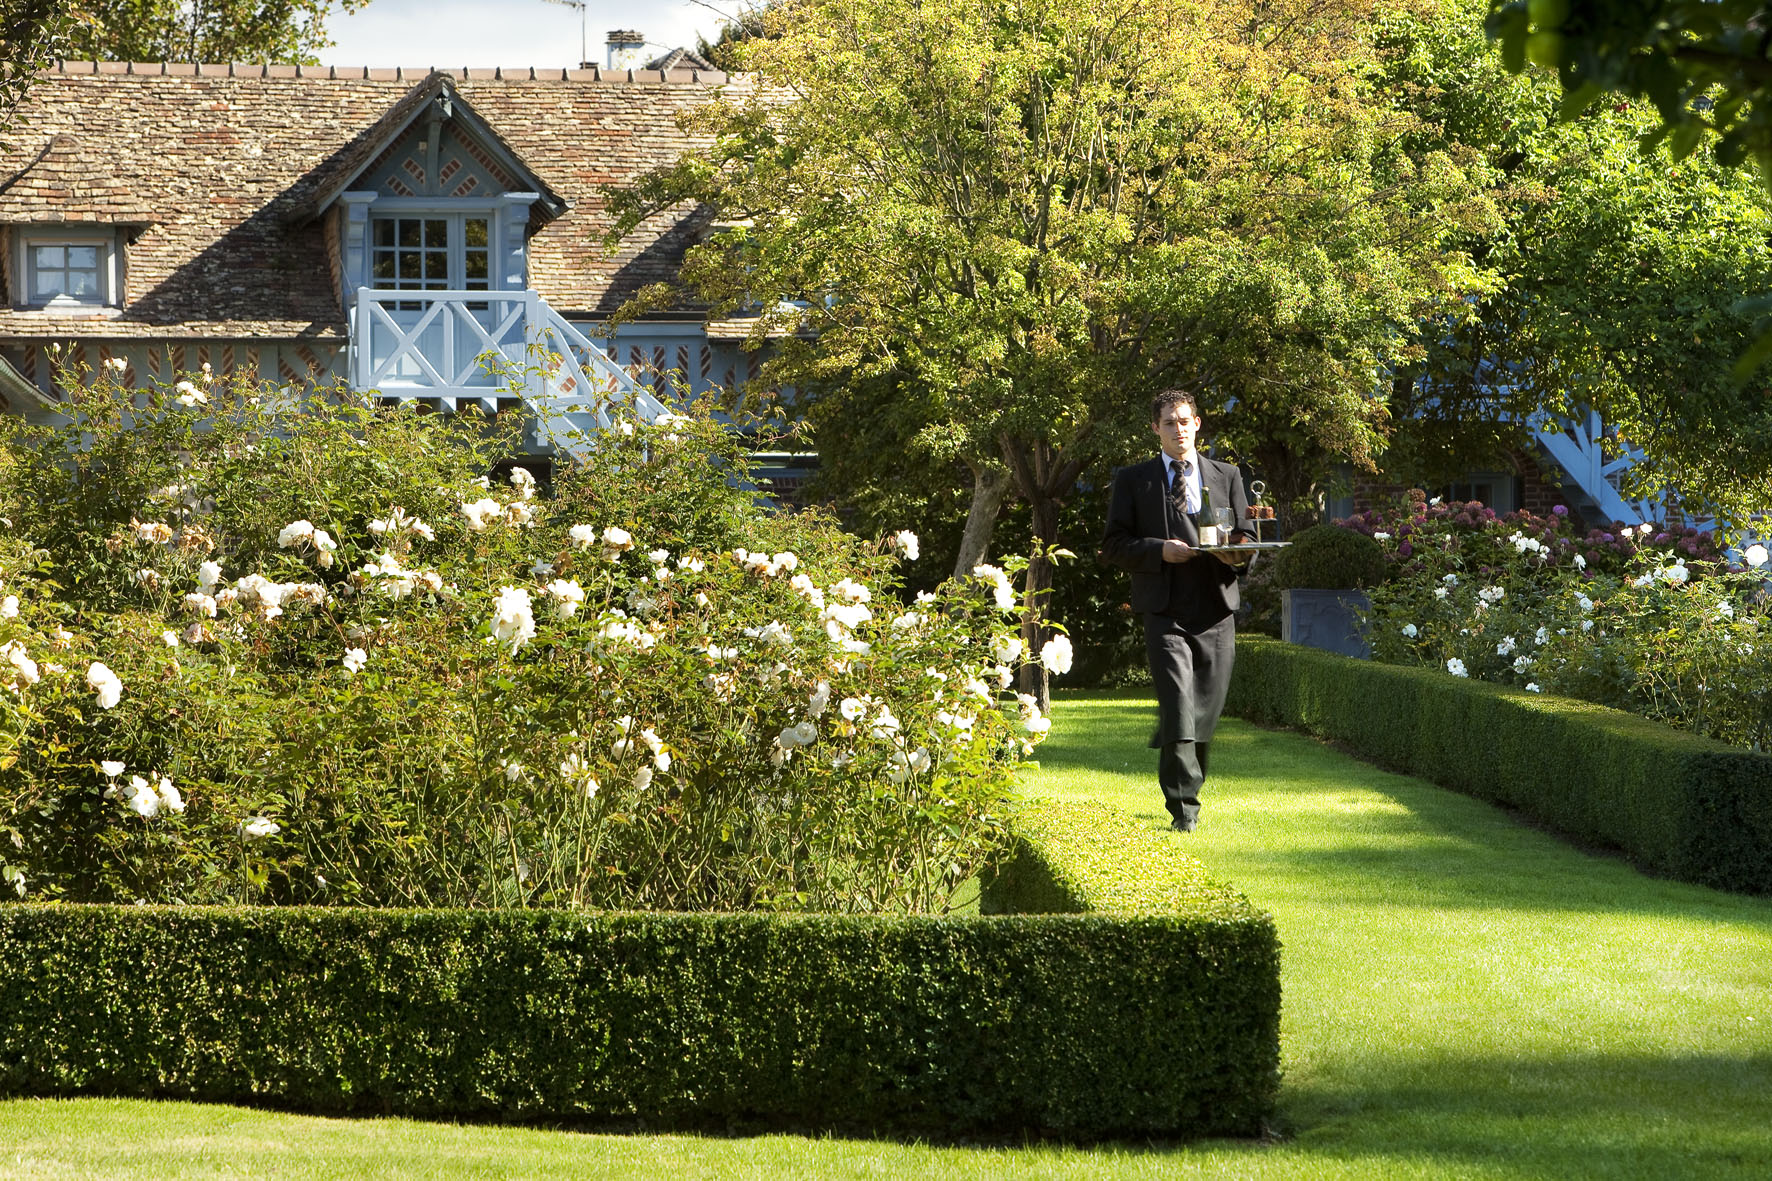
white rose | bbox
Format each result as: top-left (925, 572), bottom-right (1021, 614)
top-left (241, 816), bottom-right (280, 839)
top-left (1038, 635), bottom-right (1073, 675)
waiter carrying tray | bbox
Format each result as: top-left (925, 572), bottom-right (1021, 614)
top-left (1098, 389), bottom-right (1254, 832)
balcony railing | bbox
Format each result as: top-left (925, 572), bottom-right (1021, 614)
top-left (1525, 408), bottom-right (1665, 528)
top-left (350, 287), bottom-right (667, 456)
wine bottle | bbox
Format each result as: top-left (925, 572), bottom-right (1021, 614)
top-left (1198, 478), bottom-right (1218, 546)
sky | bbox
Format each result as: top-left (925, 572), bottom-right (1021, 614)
top-left (321, 0), bottom-right (733, 70)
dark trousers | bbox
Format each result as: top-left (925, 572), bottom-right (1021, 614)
top-left (1144, 612), bottom-right (1235, 826)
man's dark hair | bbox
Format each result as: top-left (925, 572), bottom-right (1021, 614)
top-left (1150, 388), bottom-right (1199, 423)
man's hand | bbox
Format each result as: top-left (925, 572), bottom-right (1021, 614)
top-left (1212, 533), bottom-right (1256, 567)
top-left (1161, 539), bottom-right (1196, 563)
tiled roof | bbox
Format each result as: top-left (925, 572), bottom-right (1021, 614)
top-left (0, 62), bottom-right (736, 340)
top-left (646, 48), bottom-right (718, 73)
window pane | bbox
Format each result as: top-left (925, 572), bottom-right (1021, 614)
top-left (25, 238), bottom-right (109, 304)
top-left (425, 219), bottom-right (448, 247)
top-left (464, 252), bottom-right (487, 281)
top-left (371, 254), bottom-right (395, 282)
top-left (398, 251), bottom-right (421, 281)
top-left (374, 220), bottom-right (395, 247)
top-left (398, 219), bottom-right (421, 248)
top-left (425, 248), bottom-right (448, 281)
top-left (464, 218), bottom-right (488, 248)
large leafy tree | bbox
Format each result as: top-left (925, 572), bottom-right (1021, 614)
top-left (610, 0), bottom-right (1494, 703)
top-left (0, 1), bottom-right (74, 132)
top-left (63, 0), bottom-right (370, 64)
top-left (1381, 1), bottom-right (1772, 522)
top-left (1486, 0), bottom-right (1772, 178)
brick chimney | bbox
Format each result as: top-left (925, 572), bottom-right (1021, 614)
top-left (606, 30), bottom-right (646, 71)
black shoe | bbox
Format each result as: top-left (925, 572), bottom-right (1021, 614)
top-left (1170, 817), bottom-right (1196, 833)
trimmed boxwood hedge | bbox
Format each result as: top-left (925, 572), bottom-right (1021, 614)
top-left (1227, 635), bottom-right (1772, 893)
top-left (0, 799), bottom-right (1281, 1140)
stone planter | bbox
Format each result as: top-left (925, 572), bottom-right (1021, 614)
top-left (1280, 588), bottom-right (1370, 658)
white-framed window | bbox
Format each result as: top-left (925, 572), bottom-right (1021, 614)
top-left (1446, 473), bottom-right (1522, 515)
top-left (12, 228), bottom-right (121, 308)
top-left (369, 211), bottom-right (491, 306)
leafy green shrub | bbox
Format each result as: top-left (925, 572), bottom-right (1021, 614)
top-left (1226, 636), bottom-right (1772, 894)
top-left (1271, 524), bottom-right (1388, 590)
top-left (0, 370), bottom-right (1056, 912)
top-left (985, 797), bottom-right (1265, 916)
top-left (0, 852), bottom-right (1280, 1139)
top-left (1351, 491), bottom-right (1771, 749)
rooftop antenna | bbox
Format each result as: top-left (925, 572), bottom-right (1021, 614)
top-left (539, 0), bottom-right (588, 67)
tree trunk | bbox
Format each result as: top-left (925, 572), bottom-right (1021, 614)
top-left (951, 461), bottom-right (1011, 580)
top-left (1252, 442), bottom-right (1323, 537)
top-left (1017, 495), bottom-right (1060, 714)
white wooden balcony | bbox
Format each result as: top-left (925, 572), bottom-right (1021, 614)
top-left (349, 287), bottom-right (667, 456)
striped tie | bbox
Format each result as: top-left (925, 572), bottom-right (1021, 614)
top-left (1172, 461), bottom-right (1196, 514)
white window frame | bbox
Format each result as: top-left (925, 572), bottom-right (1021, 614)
top-left (339, 192), bottom-right (536, 308)
top-left (1447, 472), bottom-right (1520, 515)
top-left (13, 227), bottom-right (121, 309)
top-left (359, 199), bottom-right (507, 292)
top-left (367, 209), bottom-right (494, 295)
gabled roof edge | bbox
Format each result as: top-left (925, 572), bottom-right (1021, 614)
top-left (0, 352), bottom-right (54, 410)
top-left (287, 72), bottom-right (570, 226)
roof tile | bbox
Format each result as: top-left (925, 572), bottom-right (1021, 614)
top-left (0, 66), bottom-right (741, 340)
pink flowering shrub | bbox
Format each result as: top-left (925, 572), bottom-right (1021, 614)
top-left (1351, 490), bottom-right (1771, 749)
top-left (0, 372), bottom-right (1048, 910)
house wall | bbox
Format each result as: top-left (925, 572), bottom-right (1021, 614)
top-left (1348, 444), bottom-right (1574, 521)
top-left (583, 321), bottom-right (767, 402)
top-left (2, 339), bottom-right (346, 403)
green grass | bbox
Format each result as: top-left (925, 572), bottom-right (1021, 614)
top-left (5, 689), bottom-right (1771, 1178)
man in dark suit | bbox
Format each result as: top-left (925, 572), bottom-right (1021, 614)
top-left (1099, 389), bottom-right (1254, 832)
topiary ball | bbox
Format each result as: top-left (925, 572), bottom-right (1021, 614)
top-left (1272, 524), bottom-right (1389, 590)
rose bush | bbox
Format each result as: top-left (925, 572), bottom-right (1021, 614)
top-left (0, 369), bottom-right (1055, 911)
top-left (1348, 491), bottom-right (1771, 750)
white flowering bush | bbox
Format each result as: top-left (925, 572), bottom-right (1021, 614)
top-left (0, 371), bottom-right (1045, 910)
top-left (1359, 496), bottom-right (1772, 750)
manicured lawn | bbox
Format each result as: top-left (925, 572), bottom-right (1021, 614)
top-left (5, 690), bottom-right (1770, 1177)
top-left (1028, 692), bottom-right (1772, 1178)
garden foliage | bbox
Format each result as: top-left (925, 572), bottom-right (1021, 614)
top-left (1336, 492), bottom-right (1770, 751)
top-left (0, 369), bottom-right (1055, 911)
top-left (0, 798), bottom-right (1280, 1139)
top-left (1228, 636), bottom-right (1772, 894)
top-left (1269, 523), bottom-right (1388, 590)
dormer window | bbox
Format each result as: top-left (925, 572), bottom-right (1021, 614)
top-left (13, 228), bottom-right (121, 309)
top-left (370, 214), bottom-right (490, 297)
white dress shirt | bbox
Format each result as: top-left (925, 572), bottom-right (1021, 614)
top-left (1164, 453), bottom-right (1201, 515)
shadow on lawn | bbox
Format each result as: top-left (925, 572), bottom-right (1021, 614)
top-left (1273, 1048), bottom-right (1772, 1176)
top-left (1038, 693), bottom-right (1772, 926)
top-left (1029, 694), bottom-right (1772, 1174)
top-left (1032, 691), bottom-right (1156, 775)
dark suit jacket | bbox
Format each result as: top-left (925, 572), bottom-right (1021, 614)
top-left (1099, 454), bottom-right (1253, 631)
